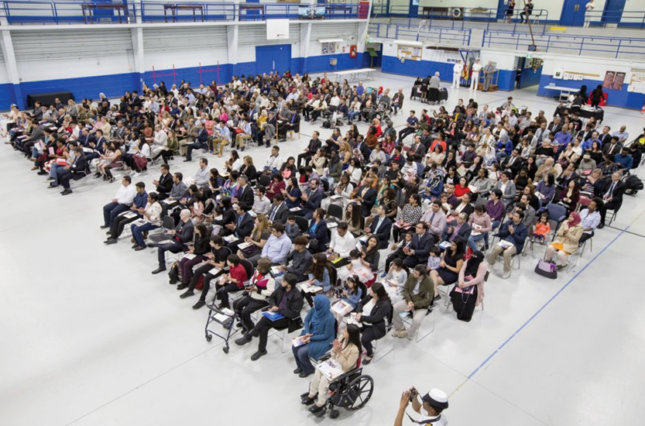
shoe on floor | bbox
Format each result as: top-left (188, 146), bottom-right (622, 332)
top-left (235, 334), bottom-right (252, 346)
top-left (151, 267), bottom-right (166, 274)
top-left (299, 371), bottom-right (313, 378)
top-left (133, 245), bottom-right (145, 251)
top-left (250, 350), bottom-right (267, 361)
top-left (293, 367), bottom-right (302, 374)
top-left (104, 239), bottom-right (117, 245)
top-left (597, 223), bottom-right (605, 229)
top-left (176, 283), bottom-right (187, 289)
top-left (392, 329), bottom-right (407, 338)
top-left (362, 356), bottom-right (373, 365)
top-left (308, 404), bottom-right (324, 414)
top-left (100, 225), bottom-right (109, 229)
top-left (501, 271), bottom-right (511, 279)
top-left (192, 300), bottom-right (205, 310)
top-left (60, 189), bottom-right (72, 196)
top-left (37, 170), bottom-right (47, 175)
top-left (180, 290), bottom-right (194, 299)
top-left (301, 395), bottom-right (315, 406)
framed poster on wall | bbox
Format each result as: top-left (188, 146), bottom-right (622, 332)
top-left (397, 45), bottom-right (421, 61)
top-left (628, 68), bottom-right (645, 93)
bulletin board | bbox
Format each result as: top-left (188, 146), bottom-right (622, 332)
top-left (628, 68), bottom-right (645, 93)
top-left (397, 45), bottom-right (422, 61)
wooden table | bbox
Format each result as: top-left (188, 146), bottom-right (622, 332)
top-left (81, 3), bottom-right (129, 23)
top-left (164, 4), bottom-right (205, 22)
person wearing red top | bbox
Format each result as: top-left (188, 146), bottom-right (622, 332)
top-left (454, 176), bottom-right (471, 199)
top-left (429, 134), bottom-right (447, 153)
top-left (213, 254), bottom-right (249, 309)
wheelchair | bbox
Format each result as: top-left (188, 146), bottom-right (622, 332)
top-left (317, 364), bottom-right (374, 419)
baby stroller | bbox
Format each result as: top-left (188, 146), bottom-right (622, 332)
top-left (315, 358), bottom-right (374, 419)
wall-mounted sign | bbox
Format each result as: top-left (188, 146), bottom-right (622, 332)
top-left (397, 45), bottom-right (421, 61)
top-left (628, 68), bottom-right (645, 94)
top-left (603, 71), bottom-right (626, 90)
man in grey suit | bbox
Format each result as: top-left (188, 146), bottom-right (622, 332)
top-left (482, 61), bottom-right (496, 92)
top-left (443, 212), bottom-right (472, 242)
top-left (151, 209), bottom-right (194, 274)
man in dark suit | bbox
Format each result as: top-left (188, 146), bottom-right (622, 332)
top-left (57, 147), bottom-right (88, 196)
top-left (233, 175), bottom-right (254, 207)
top-left (443, 212), bottom-right (472, 242)
top-left (365, 205), bottom-right (392, 249)
top-left (267, 194), bottom-right (289, 224)
top-left (153, 164), bottom-right (173, 199)
top-left (602, 137), bottom-right (623, 158)
top-left (151, 209), bottom-right (194, 274)
top-left (598, 171), bottom-right (625, 228)
top-left (353, 179), bottom-right (377, 217)
top-left (408, 135), bottom-right (427, 158)
top-left (297, 131), bottom-right (322, 168)
top-left (403, 222), bottom-right (434, 268)
top-left (301, 179), bottom-right (323, 219)
top-left (86, 129), bottom-right (106, 161)
top-left (502, 149), bottom-right (523, 177)
top-left (232, 202), bottom-right (254, 239)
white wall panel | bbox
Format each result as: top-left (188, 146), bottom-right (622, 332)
top-left (143, 27), bottom-right (228, 71)
top-left (309, 22), bottom-right (359, 56)
top-left (237, 23), bottom-right (300, 63)
top-left (0, 43), bottom-right (9, 84)
top-left (12, 29), bottom-right (134, 82)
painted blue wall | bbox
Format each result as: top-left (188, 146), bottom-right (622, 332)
top-left (537, 74), bottom-right (645, 110)
top-left (517, 66), bottom-right (542, 89)
top-left (0, 53), bottom-right (366, 111)
top-left (382, 55), bottom-right (517, 91)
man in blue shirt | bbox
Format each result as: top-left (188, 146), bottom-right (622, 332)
top-left (398, 110), bottom-right (419, 143)
top-left (582, 130), bottom-right (600, 152)
top-left (614, 147), bottom-right (633, 170)
top-left (250, 223), bottom-right (293, 266)
top-left (356, 81), bottom-right (365, 96)
top-left (487, 210), bottom-right (527, 278)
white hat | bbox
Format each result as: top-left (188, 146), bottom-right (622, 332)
top-left (422, 388), bottom-right (449, 410)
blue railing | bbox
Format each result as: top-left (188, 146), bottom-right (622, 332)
top-left (371, 4), bottom-right (549, 24)
top-left (482, 30), bottom-right (645, 59)
top-left (584, 10), bottom-right (645, 29)
top-left (0, 1), bottom-right (367, 25)
top-left (368, 22), bottom-right (471, 47)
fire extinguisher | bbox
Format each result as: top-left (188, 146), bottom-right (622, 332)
top-left (349, 45), bottom-right (357, 58)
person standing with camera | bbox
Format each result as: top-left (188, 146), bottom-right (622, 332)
top-left (394, 387), bottom-right (449, 425)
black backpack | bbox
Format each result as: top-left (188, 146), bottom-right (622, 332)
top-left (625, 174), bottom-right (643, 195)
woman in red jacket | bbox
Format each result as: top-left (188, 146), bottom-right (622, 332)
top-left (214, 254), bottom-right (249, 309)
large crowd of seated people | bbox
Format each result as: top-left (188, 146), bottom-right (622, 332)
top-left (3, 70), bottom-right (645, 417)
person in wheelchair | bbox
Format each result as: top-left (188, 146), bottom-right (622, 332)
top-left (292, 294), bottom-right (336, 378)
top-left (301, 324), bottom-right (361, 415)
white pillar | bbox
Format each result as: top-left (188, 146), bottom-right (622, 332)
top-left (300, 22), bottom-right (312, 74)
top-left (227, 24), bottom-right (239, 81)
top-left (131, 28), bottom-right (145, 91)
top-left (1, 30), bottom-right (24, 109)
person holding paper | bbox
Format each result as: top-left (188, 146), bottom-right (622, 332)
top-left (292, 294), bottom-right (336, 378)
top-left (104, 182), bottom-right (147, 245)
top-left (177, 235), bottom-right (228, 294)
top-left (301, 324), bottom-right (361, 414)
top-left (356, 282), bottom-right (392, 364)
top-left (100, 175), bottom-right (136, 229)
top-left (233, 258), bottom-right (276, 333)
top-left (150, 209), bottom-right (194, 274)
top-left (327, 222), bottom-right (357, 259)
top-left (302, 253), bottom-right (332, 307)
top-left (391, 265), bottom-right (434, 340)
top-left (130, 192), bottom-right (162, 251)
top-left (487, 210), bottom-right (528, 278)
top-left (208, 254), bottom-right (249, 310)
top-left (235, 273), bottom-right (304, 361)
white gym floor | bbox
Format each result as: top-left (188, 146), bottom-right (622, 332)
top-left (1, 72), bottom-right (644, 426)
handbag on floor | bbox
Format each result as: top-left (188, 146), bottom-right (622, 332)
top-left (534, 259), bottom-right (558, 279)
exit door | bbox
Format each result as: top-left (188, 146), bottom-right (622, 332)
top-left (255, 44), bottom-right (292, 75)
top-left (560, 0), bottom-right (585, 26)
top-left (602, 0), bottom-right (625, 24)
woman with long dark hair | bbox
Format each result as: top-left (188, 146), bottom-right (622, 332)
top-left (450, 250), bottom-right (487, 321)
top-left (589, 84), bottom-right (604, 108)
top-left (301, 324), bottom-right (362, 413)
top-left (429, 238), bottom-right (465, 296)
top-left (356, 282), bottom-right (392, 364)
